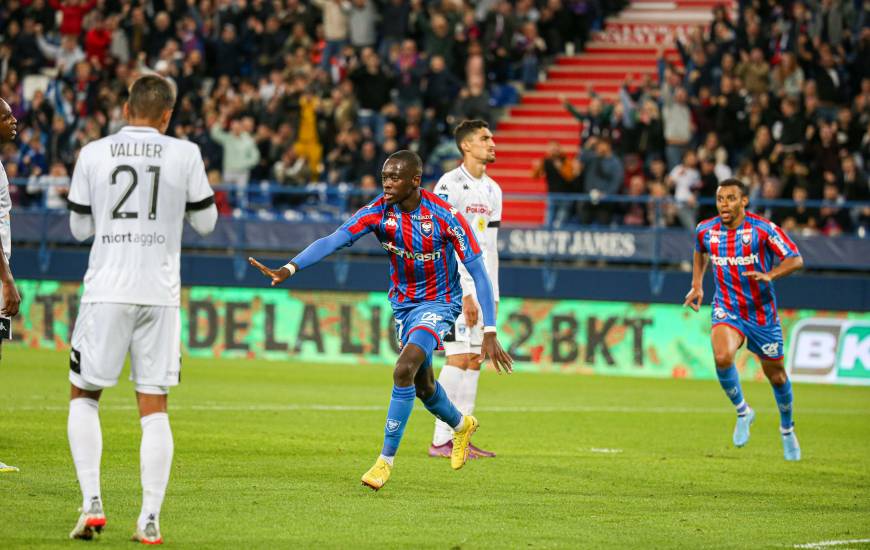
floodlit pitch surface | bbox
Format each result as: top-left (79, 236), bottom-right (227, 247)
top-left (1, 348), bottom-right (868, 549)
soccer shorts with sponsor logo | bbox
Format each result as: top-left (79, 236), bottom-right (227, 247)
top-left (711, 305), bottom-right (785, 360)
top-left (70, 303), bottom-right (181, 394)
top-left (443, 312), bottom-right (484, 356)
top-left (392, 301), bottom-right (462, 355)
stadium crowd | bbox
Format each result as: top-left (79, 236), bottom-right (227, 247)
top-left (0, 0), bottom-right (867, 235)
top-left (0, 0), bottom-right (626, 216)
top-left (540, 1), bottom-right (870, 235)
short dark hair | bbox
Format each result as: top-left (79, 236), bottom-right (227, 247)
top-left (454, 119), bottom-right (489, 151)
top-left (127, 75), bottom-right (176, 120)
top-left (387, 149), bottom-right (422, 176)
top-left (717, 178), bottom-right (748, 197)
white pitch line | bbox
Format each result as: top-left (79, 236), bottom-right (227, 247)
top-left (1, 403), bottom-right (868, 416)
top-left (794, 539), bottom-right (870, 549)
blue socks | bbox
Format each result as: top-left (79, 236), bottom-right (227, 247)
top-left (771, 379), bottom-right (794, 432)
top-left (716, 365), bottom-right (749, 416)
top-left (380, 329), bottom-right (464, 459)
top-left (381, 385), bottom-right (416, 457)
top-left (422, 381), bottom-right (463, 429)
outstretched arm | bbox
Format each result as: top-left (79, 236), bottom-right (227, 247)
top-left (248, 229), bottom-right (352, 285)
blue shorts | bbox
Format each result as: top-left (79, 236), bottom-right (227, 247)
top-left (711, 306), bottom-right (784, 360)
top-left (392, 301), bottom-right (462, 352)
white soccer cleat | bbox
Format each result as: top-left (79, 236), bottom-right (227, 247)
top-left (69, 496), bottom-right (106, 540)
top-left (131, 515), bottom-right (163, 545)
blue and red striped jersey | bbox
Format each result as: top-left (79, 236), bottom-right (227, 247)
top-left (338, 189), bottom-right (483, 305)
top-left (695, 212), bottom-right (801, 325)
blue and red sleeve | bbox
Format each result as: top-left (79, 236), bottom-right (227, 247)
top-left (338, 197), bottom-right (385, 244)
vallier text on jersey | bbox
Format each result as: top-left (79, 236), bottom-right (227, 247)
top-left (109, 142), bottom-right (164, 158)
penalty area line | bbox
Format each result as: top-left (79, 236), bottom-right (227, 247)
top-left (794, 539), bottom-right (870, 549)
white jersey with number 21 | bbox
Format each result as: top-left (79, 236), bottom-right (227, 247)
top-left (68, 126), bottom-right (214, 307)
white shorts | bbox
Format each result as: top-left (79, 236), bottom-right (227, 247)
top-left (69, 303), bottom-right (181, 395)
top-left (443, 312), bottom-right (483, 356)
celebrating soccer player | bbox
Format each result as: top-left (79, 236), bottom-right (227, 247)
top-left (0, 97), bottom-right (22, 475)
top-left (249, 150), bottom-right (513, 491)
top-left (685, 178), bottom-right (803, 461)
top-left (429, 120), bottom-right (502, 459)
top-left (65, 75), bottom-right (218, 543)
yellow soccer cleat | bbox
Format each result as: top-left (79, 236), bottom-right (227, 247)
top-left (361, 457), bottom-right (392, 491)
top-left (0, 461), bottom-right (19, 473)
top-left (451, 415), bottom-right (479, 470)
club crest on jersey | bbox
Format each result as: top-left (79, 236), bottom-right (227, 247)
top-left (477, 217), bottom-right (486, 232)
top-left (742, 231), bottom-right (752, 245)
top-left (421, 220), bottom-right (433, 236)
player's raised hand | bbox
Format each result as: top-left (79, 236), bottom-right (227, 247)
top-left (480, 332), bottom-right (513, 375)
top-left (683, 286), bottom-right (703, 312)
top-left (462, 294), bottom-right (479, 326)
top-left (744, 270), bottom-right (772, 283)
top-left (248, 257), bottom-right (292, 286)
top-left (1, 278), bottom-right (20, 317)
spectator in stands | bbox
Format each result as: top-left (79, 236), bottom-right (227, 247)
top-left (273, 147), bottom-right (311, 207)
top-left (579, 137), bottom-right (623, 225)
top-left (534, 140), bottom-right (580, 227)
top-left (818, 181), bottom-right (853, 236)
top-left (26, 160), bottom-right (69, 209)
top-left (736, 48), bottom-right (770, 96)
top-left (483, 1), bottom-right (515, 83)
top-left (667, 149), bottom-right (700, 230)
top-left (621, 174), bottom-right (647, 226)
top-left (780, 186), bottom-right (817, 235)
top-left (512, 21), bottom-right (547, 88)
top-left (35, 26), bottom-right (85, 76)
top-left (349, 0), bottom-right (377, 50)
top-left (770, 52), bottom-right (804, 99)
top-left (210, 110), bottom-right (261, 195)
top-left (50, 0), bottom-right (96, 37)
top-left (313, 0), bottom-right (350, 70)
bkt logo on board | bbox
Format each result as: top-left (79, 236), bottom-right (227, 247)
top-left (787, 319), bottom-right (870, 385)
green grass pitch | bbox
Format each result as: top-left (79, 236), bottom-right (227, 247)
top-left (1, 347), bottom-right (869, 549)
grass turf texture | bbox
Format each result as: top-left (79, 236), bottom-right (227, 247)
top-left (1, 347), bottom-right (869, 549)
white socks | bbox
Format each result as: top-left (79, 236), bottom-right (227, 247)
top-left (432, 366), bottom-right (481, 445)
top-left (68, 398), bottom-right (102, 510)
top-left (458, 369), bottom-right (480, 416)
top-left (433, 365), bottom-right (465, 445)
top-left (138, 413), bottom-right (173, 530)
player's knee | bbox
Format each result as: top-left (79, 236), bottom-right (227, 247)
top-left (765, 366), bottom-right (788, 386)
top-left (713, 351), bottom-right (735, 369)
top-left (393, 359), bottom-right (417, 386)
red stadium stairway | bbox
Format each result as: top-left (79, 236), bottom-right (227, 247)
top-left (492, 0), bottom-right (727, 226)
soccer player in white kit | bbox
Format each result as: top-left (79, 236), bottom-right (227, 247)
top-left (65, 75), bottom-right (218, 544)
top-left (0, 97), bottom-right (23, 474)
top-left (429, 120), bottom-right (502, 459)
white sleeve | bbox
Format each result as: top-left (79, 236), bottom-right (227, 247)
top-left (67, 146), bottom-right (92, 214)
top-left (185, 146), bottom-right (217, 236)
top-left (70, 212), bottom-right (95, 241)
top-left (186, 204), bottom-right (218, 236)
top-left (484, 184), bottom-right (501, 301)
